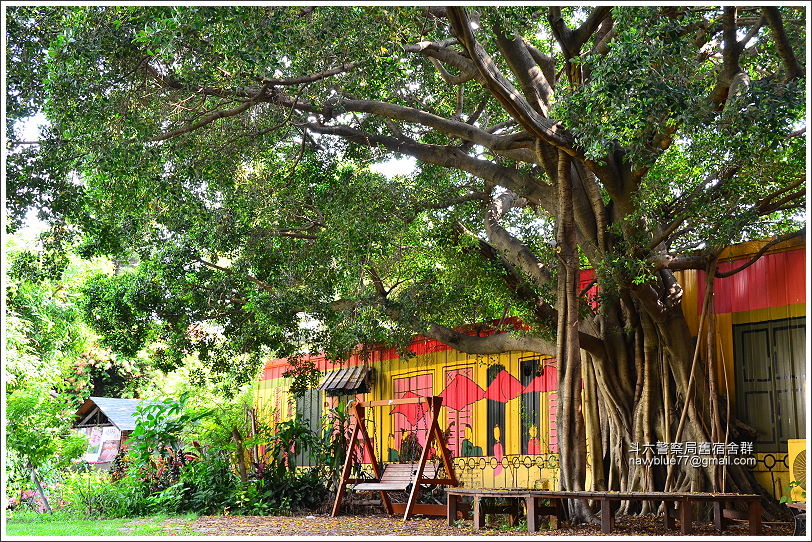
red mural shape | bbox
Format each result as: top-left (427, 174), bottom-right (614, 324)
top-left (484, 370), bottom-right (523, 402)
top-left (522, 365), bottom-right (558, 394)
top-left (391, 390), bottom-right (428, 427)
top-left (439, 373), bottom-right (486, 410)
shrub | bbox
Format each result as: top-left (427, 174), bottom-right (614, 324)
top-left (55, 471), bottom-right (149, 518)
top-left (178, 446), bottom-right (237, 514)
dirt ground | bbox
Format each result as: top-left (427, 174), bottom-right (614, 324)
top-left (144, 513), bottom-right (796, 537)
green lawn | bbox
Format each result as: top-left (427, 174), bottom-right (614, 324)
top-left (4, 512), bottom-right (198, 537)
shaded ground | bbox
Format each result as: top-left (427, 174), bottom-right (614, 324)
top-left (136, 514), bottom-right (794, 537)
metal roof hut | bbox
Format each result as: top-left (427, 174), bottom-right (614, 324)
top-left (74, 396), bottom-right (143, 467)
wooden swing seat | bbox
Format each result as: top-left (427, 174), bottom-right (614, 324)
top-left (352, 462), bottom-right (441, 491)
top-left (331, 396), bottom-right (459, 520)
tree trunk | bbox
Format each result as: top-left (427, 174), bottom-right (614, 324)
top-left (232, 428), bottom-right (248, 483)
top-left (29, 465), bottom-right (52, 513)
top-left (555, 151), bottom-right (595, 523)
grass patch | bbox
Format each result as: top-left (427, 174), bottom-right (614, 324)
top-left (5, 511), bottom-right (198, 537)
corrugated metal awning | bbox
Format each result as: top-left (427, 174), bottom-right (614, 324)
top-left (318, 365), bottom-right (372, 396)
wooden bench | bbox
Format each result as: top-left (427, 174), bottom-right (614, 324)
top-left (348, 462), bottom-right (449, 517)
top-left (446, 488), bottom-right (763, 535)
top-left (353, 462), bottom-right (441, 492)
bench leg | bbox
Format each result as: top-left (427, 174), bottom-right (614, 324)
top-left (554, 498), bottom-right (564, 528)
top-left (600, 499), bottom-right (613, 534)
top-left (526, 496), bottom-right (538, 533)
top-left (680, 501), bottom-right (692, 535)
top-left (473, 496), bottom-right (485, 530)
top-left (748, 500), bottom-right (762, 535)
top-left (508, 499), bottom-right (520, 526)
top-left (447, 495), bottom-right (458, 526)
top-left (713, 500), bottom-right (728, 531)
top-left (663, 501), bottom-right (675, 530)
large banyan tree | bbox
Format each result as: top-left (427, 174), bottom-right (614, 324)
top-left (6, 5), bottom-right (806, 520)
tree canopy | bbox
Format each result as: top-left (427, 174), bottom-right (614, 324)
top-left (5, 5), bottom-right (806, 506)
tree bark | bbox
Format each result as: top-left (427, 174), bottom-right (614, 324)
top-left (29, 465), bottom-right (52, 513)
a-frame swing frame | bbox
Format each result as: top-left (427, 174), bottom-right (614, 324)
top-left (330, 396), bottom-right (459, 520)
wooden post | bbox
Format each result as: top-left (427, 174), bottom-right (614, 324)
top-left (330, 407), bottom-right (361, 517)
top-left (526, 496), bottom-right (538, 532)
top-left (748, 500), bottom-right (762, 535)
top-left (447, 494), bottom-right (458, 526)
top-left (679, 500), bottom-right (692, 535)
top-left (473, 495), bottom-right (485, 530)
top-left (356, 404), bottom-right (393, 515)
top-left (403, 397), bottom-right (436, 519)
top-left (600, 498), bottom-right (612, 534)
top-left (430, 397), bottom-right (458, 487)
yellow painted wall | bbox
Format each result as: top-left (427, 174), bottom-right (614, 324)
top-left (257, 349), bottom-right (564, 490)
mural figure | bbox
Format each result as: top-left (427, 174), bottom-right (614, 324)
top-left (461, 423), bottom-right (482, 457)
top-left (387, 433), bottom-right (399, 462)
top-left (493, 424), bottom-right (504, 476)
top-left (527, 424), bottom-right (541, 455)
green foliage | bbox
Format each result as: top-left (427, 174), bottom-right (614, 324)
top-left (779, 479), bottom-right (806, 504)
top-left (77, 273), bottom-right (157, 359)
top-left (55, 470), bottom-right (148, 518)
top-left (127, 393), bottom-right (211, 483)
top-left (4, 233), bottom-right (150, 398)
top-left (5, 384), bottom-right (87, 513)
top-left (5, 385), bottom-right (86, 473)
top-left (5, 5), bottom-right (805, 407)
top-left (316, 400), bottom-right (354, 488)
top-left (556, 7), bottom-right (710, 167)
top-left (176, 448), bottom-right (236, 514)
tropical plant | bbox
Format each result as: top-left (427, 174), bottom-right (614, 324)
top-left (126, 393), bottom-right (210, 494)
top-left (779, 479), bottom-right (806, 504)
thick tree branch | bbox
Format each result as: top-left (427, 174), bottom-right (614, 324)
top-left (446, 7), bottom-right (578, 153)
top-left (403, 40), bottom-right (482, 84)
top-left (757, 189), bottom-right (805, 215)
top-left (709, 7), bottom-right (746, 108)
top-left (524, 42), bottom-right (558, 90)
top-left (302, 122), bottom-right (556, 209)
top-left (425, 322), bottom-right (557, 355)
top-left (547, 6), bottom-right (613, 58)
top-left (715, 229), bottom-right (805, 278)
top-left (762, 7), bottom-right (805, 81)
top-left (485, 190), bottom-right (553, 286)
top-left (335, 98), bottom-right (535, 157)
top-left (493, 22), bottom-right (552, 115)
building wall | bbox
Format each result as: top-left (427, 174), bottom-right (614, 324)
top-left (676, 240), bottom-right (805, 498)
top-left (256, 240), bottom-right (806, 497)
top-left (257, 345), bottom-right (565, 489)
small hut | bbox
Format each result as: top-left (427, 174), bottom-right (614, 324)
top-left (73, 396), bottom-right (142, 466)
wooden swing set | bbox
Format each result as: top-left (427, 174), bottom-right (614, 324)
top-left (330, 396), bottom-right (459, 520)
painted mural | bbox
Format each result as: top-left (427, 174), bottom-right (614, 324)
top-left (255, 239), bottom-right (805, 497)
top-left (78, 425), bottom-right (122, 464)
